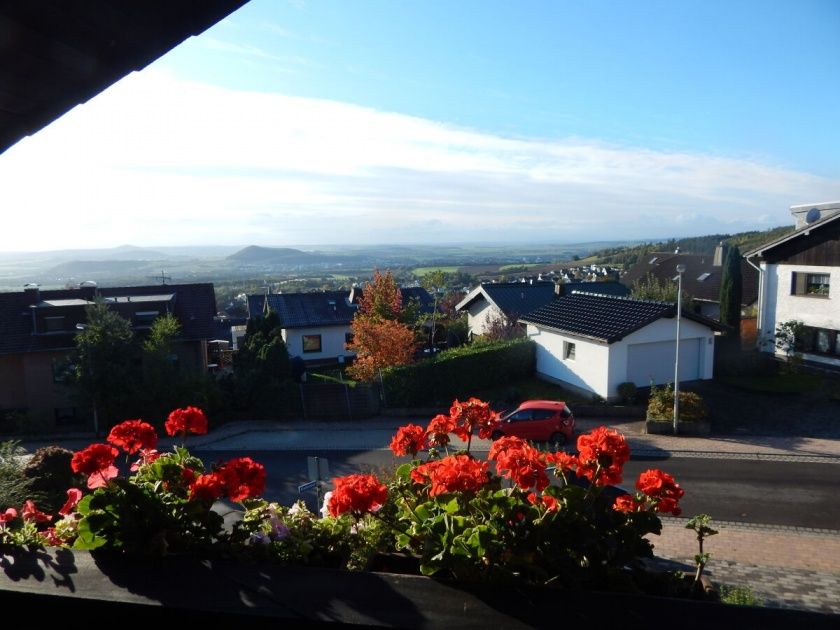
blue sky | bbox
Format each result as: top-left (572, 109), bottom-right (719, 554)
top-left (2, 0), bottom-right (839, 251)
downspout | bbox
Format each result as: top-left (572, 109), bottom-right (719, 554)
top-left (745, 255), bottom-right (764, 350)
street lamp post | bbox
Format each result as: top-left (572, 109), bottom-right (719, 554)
top-left (673, 263), bottom-right (686, 435)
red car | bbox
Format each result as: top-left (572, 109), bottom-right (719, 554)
top-left (490, 400), bottom-right (575, 444)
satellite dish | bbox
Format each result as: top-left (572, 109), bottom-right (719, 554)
top-left (805, 207), bottom-right (821, 224)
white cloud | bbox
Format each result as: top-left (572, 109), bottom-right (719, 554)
top-left (1, 69), bottom-right (838, 251)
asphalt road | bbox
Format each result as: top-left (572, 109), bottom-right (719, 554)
top-left (200, 449), bottom-right (840, 530)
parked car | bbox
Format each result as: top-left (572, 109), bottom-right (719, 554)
top-left (490, 400), bottom-right (575, 444)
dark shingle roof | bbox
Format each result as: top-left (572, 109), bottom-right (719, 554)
top-left (459, 282), bottom-right (556, 318)
top-left (250, 291), bottom-right (357, 328)
top-left (0, 283), bottom-right (217, 355)
top-left (519, 292), bottom-right (719, 343)
top-left (348, 286), bottom-right (435, 313)
top-left (620, 252), bottom-right (758, 306)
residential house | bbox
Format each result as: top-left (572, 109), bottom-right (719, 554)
top-left (520, 292), bottom-right (720, 401)
top-left (248, 291), bottom-right (357, 367)
top-left (745, 201), bottom-right (840, 368)
top-left (621, 245), bottom-right (759, 320)
top-left (456, 281), bottom-right (557, 337)
top-left (348, 286), bottom-right (435, 314)
top-left (0, 282), bottom-right (217, 430)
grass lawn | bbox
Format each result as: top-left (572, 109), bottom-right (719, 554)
top-left (719, 373), bottom-right (822, 394)
top-left (412, 266), bottom-right (460, 276)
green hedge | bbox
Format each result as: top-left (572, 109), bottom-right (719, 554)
top-left (382, 339), bottom-right (535, 407)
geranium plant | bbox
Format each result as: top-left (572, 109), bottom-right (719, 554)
top-left (238, 397), bottom-right (688, 591)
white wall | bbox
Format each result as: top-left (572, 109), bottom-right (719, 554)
top-left (467, 300), bottom-right (503, 337)
top-left (527, 324), bottom-right (611, 398)
top-left (763, 263), bottom-right (838, 336)
top-left (528, 317), bottom-right (715, 400)
top-left (283, 325), bottom-right (354, 362)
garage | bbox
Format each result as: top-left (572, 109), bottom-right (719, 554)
top-left (626, 338), bottom-right (704, 387)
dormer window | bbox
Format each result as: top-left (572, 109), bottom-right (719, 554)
top-left (43, 316), bottom-right (65, 332)
top-left (134, 310), bottom-right (160, 326)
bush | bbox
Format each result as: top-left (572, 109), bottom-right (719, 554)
top-left (719, 584), bottom-right (762, 607)
top-left (616, 382), bottom-right (638, 404)
top-left (0, 440), bottom-right (35, 510)
top-left (23, 446), bottom-right (85, 513)
top-left (382, 339), bottom-right (535, 407)
top-left (647, 384), bottom-right (708, 422)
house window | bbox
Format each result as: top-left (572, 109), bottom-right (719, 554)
top-left (791, 272), bottom-right (830, 297)
top-left (134, 310), bottom-right (160, 326)
top-left (52, 358), bottom-right (69, 383)
top-left (302, 334), bottom-right (322, 353)
top-left (345, 332), bottom-right (354, 349)
top-left (43, 316), bottom-right (65, 332)
top-left (563, 341), bottom-right (576, 360)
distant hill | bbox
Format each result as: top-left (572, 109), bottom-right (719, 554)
top-left (589, 226), bottom-right (793, 268)
top-left (227, 246), bottom-right (314, 265)
top-left (46, 259), bottom-right (158, 275)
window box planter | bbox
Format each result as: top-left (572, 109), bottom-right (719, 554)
top-left (0, 547), bottom-right (836, 627)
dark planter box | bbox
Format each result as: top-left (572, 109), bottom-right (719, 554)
top-left (1, 547), bottom-right (837, 628)
top-left (646, 419), bottom-right (711, 435)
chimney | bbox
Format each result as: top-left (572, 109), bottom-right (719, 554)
top-left (23, 283), bottom-right (40, 305)
top-left (713, 242), bottom-right (728, 266)
top-left (554, 282), bottom-right (566, 297)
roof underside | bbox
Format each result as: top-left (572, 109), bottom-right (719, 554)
top-left (0, 0), bottom-right (248, 154)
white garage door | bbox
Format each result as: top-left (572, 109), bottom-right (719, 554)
top-left (626, 338), bottom-right (702, 386)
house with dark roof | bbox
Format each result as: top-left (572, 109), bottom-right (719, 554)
top-left (0, 282), bottom-right (217, 430)
top-left (348, 286), bottom-right (435, 314)
top-left (620, 244), bottom-right (759, 320)
top-left (745, 201), bottom-right (840, 368)
top-left (248, 291), bottom-right (358, 366)
top-left (455, 281), bottom-right (557, 337)
top-left (520, 292), bottom-right (720, 401)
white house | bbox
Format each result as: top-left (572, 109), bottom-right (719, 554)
top-left (247, 291), bottom-right (357, 366)
top-left (455, 281), bottom-right (557, 337)
top-left (520, 292), bottom-right (719, 401)
top-left (745, 201), bottom-right (840, 369)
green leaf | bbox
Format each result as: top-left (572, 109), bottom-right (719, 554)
top-left (395, 463), bottom-right (412, 480)
top-left (443, 497), bottom-right (460, 514)
top-left (73, 518), bottom-right (107, 550)
top-left (419, 563), bottom-right (440, 576)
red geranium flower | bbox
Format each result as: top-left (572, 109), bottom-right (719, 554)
top-left (190, 472), bottom-right (226, 501)
top-left (328, 473), bottom-right (388, 517)
top-left (130, 448), bottom-right (161, 472)
top-left (389, 424), bottom-right (428, 457)
top-left (636, 469), bottom-right (684, 515)
top-left (71, 443), bottom-right (120, 489)
top-left (219, 457), bottom-right (266, 502)
top-left (411, 454), bottom-right (489, 497)
top-left (490, 437), bottom-right (550, 491)
top-left (527, 492), bottom-right (559, 512)
top-left (58, 488), bottom-right (83, 516)
top-left (0, 507), bottom-right (17, 524)
top-left (426, 414), bottom-right (455, 447)
top-left (21, 500), bottom-right (51, 523)
top-left (107, 419), bottom-right (158, 454)
top-left (576, 426), bottom-right (630, 486)
top-left (450, 397), bottom-right (496, 440)
top-left (547, 451), bottom-right (579, 473)
top-left (613, 494), bottom-right (644, 513)
top-left (164, 406), bottom-right (208, 437)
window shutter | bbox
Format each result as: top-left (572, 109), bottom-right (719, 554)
top-left (792, 272), bottom-right (807, 295)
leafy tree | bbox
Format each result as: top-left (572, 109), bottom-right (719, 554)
top-left (718, 246), bottom-right (742, 345)
top-left (348, 270), bottom-right (416, 382)
top-left (139, 314), bottom-right (183, 423)
top-left (68, 301), bottom-right (139, 432)
top-left (347, 318), bottom-right (417, 381)
top-left (421, 270), bottom-right (448, 351)
top-left (233, 311), bottom-right (292, 412)
top-left (631, 273), bottom-right (694, 309)
top-left (483, 310), bottom-right (525, 342)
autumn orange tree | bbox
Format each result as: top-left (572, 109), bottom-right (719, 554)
top-left (347, 270), bottom-right (416, 381)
